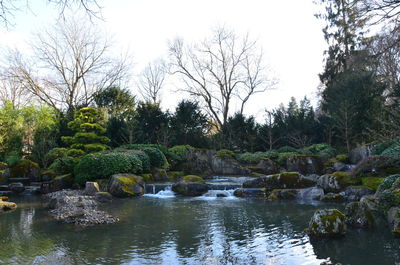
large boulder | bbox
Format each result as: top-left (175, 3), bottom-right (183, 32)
top-left (243, 172), bottom-right (316, 190)
top-left (349, 145), bottom-right (372, 164)
top-left (343, 186), bottom-right (374, 201)
top-left (186, 149), bottom-right (250, 176)
top-left (320, 193), bottom-right (346, 202)
top-left (83, 182), bottom-right (100, 196)
top-left (345, 201), bottom-right (374, 228)
top-left (350, 156), bottom-right (400, 178)
top-left (95, 192), bottom-right (113, 203)
top-left (317, 172), bottom-right (359, 193)
top-left (306, 209), bottom-right (346, 238)
top-left (233, 188), bottom-right (266, 198)
top-left (268, 189), bottom-right (298, 200)
top-left (9, 160), bottom-right (40, 181)
top-left (41, 174), bottom-right (73, 194)
top-left (108, 174), bottom-right (144, 198)
top-left (172, 175), bottom-right (209, 196)
top-left (254, 159), bottom-right (280, 175)
top-left (375, 175), bottom-right (400, 210)
top-left (286, 155), bottom-right (324, 175)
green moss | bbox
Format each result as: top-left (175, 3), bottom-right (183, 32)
top-left (319, 209), bottom-right (345, 234)
top-left (250, 172), bottom-right (265, 177)
top-left (361, 177), bottom-right (385, 191)
top-left (116, 176), bottom-right (141, 195)
top-left (268, 192), bottom-right (278, 200)
top-left (9, 160), bottom-right (39, 178)
top-left (329, 171), bottom-right (360, 186)
top-left (181, 175), bottom-right (205, 184)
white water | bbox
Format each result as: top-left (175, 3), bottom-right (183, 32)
top-left (144, 186), bottom-right (175, 198)
top-left (144, 186), bottom-right (239, 200)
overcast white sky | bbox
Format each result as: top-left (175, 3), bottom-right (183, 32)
top-left (0, 0), bottom-right (327, 121)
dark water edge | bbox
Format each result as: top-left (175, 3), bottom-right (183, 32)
top-left (0, 195), bottom-right (399, 265)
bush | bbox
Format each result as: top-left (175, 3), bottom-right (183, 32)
top-left (216, 149), bottom-right (236, 160)
top-left (381, 144), bottom-right (400, 158)
top-left (45, 148), bottom-right (68, 165)
top-left (277, 146), bottom-right (298, 153)
top-left (276, 152), bottom-right (297, 166)
top-left (117, 144), bottom-right (169, 168)
top-left (50, 156), bottom-right (77, 175)
top-left (125, 152), bottom-right (143, 174)
top-left (66, 149), bottom-right (85, 158)
top-left (130, 150), bottom-right (150, 172)
top-left (237, 151), bottom-right (278, 164)
top-left (372, 139), bottom-right (400, 155)
top-left (168, 145), bottom-right (194, 162)
top-left (83, 143), bottom-right (109, 153)
top-left (74, 152), bottom-right (132, 184)
top-left (9, 160), bottom-right (39, 178)
top-left (301, 144), bottom-right (336, 158)
top-left (4, 151), bottom-right (22, 167)
top-left (351, 156), bottom-right (400, 178)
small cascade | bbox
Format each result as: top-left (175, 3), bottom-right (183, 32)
top-left (144, 186), bottom-right (175, 198)
top-left (198, 189), bottom-right (237, 200)
top-left (296, 187), bottom-right (324, 201)
top-left (145, 183), bottom-right (173, 194)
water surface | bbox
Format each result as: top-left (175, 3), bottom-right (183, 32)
top-left (0, 194), bottom-right (399, 265)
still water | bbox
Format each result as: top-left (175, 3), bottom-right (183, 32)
top-left (0, 194), bottom-right (399, 265)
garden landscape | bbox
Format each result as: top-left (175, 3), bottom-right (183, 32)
top-left (0, 1), bottom-right (400, 264)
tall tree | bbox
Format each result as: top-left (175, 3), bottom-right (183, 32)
top-left (137, 59), bottom-right (167, 104)
top-left (4, 17), bottom-right (131, 113)
top-left (169, 26), bottom-right (275, 129)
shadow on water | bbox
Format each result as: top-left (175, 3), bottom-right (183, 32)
top-left (0, 195), bottom-right (399, 265)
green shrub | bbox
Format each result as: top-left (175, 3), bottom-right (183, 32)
top-left (216, 149), bottom-right (236, 160)
top-left (5, 151), bottom-right (22, 167)
top-left (45, 148), bottom-right (68, 164)
top-left (125, 152), bottom-right (143, 174)
top-left (9, 160), bottom-right (39, 178)
top-left (49, 157), bottom-right (77, 175)
top-left (168, 145), bottom-right (194, 162)
top-left (83, 143), bottom-right (109, 153)
top-left (130, 150), bottom-right (150, 172)
top-left (74, 152), bottom-right (132, 184)
top-left (117, 144), bottom-right (168, 168)
top-left (372, 139), bottom-right (400, 155)
top-left (277, 146), bottom-right (298, 153)
top-left (301, 144), bottom-right (336, 158)
top-left (66, 149), bottom-right (85, 158)
top-left (381, 144), bottom-right (400, 158)
top-left (276, 152), bottom-right (297, 166)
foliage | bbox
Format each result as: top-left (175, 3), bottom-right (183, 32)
top-left (237, 151), bottom-right (278, 164)
top-left (361, 177), bottom-right (385, 191)
top-left (302, 144), bottom-right (336, 158)
top-left (9, 160), bottom-right (39, 178)
top-left (351, 156), bottom-right (400, 178)
top-left (276, 152), bottom-right (298, 167)
top-left (277, 146), bottom-right (298, 153)
top-left (168, 145), bottom-right (194, 163)
top-left (377, 174), bottom-right (400, 193)
top-left (381, 144), bottom-right (400, 158)
top-left (117, 144), bottom-right (169, 169)
top-left (49, 157), bottom-right (77, 175)
top-left (216, 149), bottom-right (236, 160)
top-left (372, 139), bottom-right (400, 155)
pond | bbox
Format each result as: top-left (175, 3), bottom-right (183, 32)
top-left (0, 191), bottom-right (399, 265)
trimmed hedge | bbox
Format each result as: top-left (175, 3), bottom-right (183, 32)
top-left (117, 144), bottom-right (169, 168)
top-left (168, 145), bottom-right (194, 162)
top-left (301, 144), bottom-right (336, 158)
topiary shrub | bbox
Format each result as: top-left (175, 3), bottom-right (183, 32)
top-left (74, 152), bottom-right (132, 185)
top-left (49, 157), bottom-right (77, 175)
top-left (216, 149), bottom-right (236, 160)
top-left (168, 145), bottom-right (194, 163)
top-left (124, 152), bottom-right (143, 174)
top-left (301, 144), bottom-right (336, 158)
top-left (130, 150), bottom-right (150, 172)
top-left (117, 144), bottom-right (169, 169)
top-left (66, 149), bottom-right (85, 158)
top-left (277, 146), bottom-right (298, 153)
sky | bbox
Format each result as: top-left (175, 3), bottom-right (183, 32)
top-left (0, 0), bottom-right (327, 121)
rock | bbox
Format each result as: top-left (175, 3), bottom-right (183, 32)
top-left (254, 159), bottom-right (280, 175)
top-left (9, 160), bottom-right (40, 181)
top-left (317, 172), bottom-right (358, 193)
top-left (345, 202), bottom-right (374, 228)
top-left (8, 182), bottom-right (25, 193)
top-left (43, 190), bottom-right (118, 226)
top-left (268, 189), bottom-right (298, 200)
top-left (0, 200), bottom-right (17, 213)
top-left (320, 193), bottom-right (346, 202)
top-left (172, 175), bottom-right (208, 196)
top-left (95, 192), bottom-right (113, 202)
top-left (0, 162), bottom-right (7, 170)
top-left (243, 172), bottom-right (316, 190)
top-left (83, 182), bottom-right (100, 196)
top-left (216, 193), bottom-right (228, 198)
top-left (296, 187), bottom-right (324, 200)
top-left (41, 174), bottom-right (73, 194)
top-left (306, 209), bottom-right (346, 238)
top-left (349, 145), bottom-right (372, 164)
top-left (387, 207), bottom-right (400, 236)
top-left (151, 168), bottom-right (169, 181)
top-left (360, 195), bottom-right (379, 211)
top-left (333, 161), bottom-right (347, 172)
top-left (186, 149), bottom-right (250, 176)
top-left (343, 186), bottom-right (374, 201)
top-left (350, 156), bottom-right (400, 178)
top-left (108, 174), bottom-right (144, 198)
top-left (286, 155), bottom-right (324, 175)
top-left (233, 188), bottom-right (266, 197)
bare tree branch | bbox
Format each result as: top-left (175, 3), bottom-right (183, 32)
top-left (137, 59), bottom-right (166, 104)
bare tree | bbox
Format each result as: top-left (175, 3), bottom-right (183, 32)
top-left (0, 67), bottom-right (32, 108)
top-left (137, 59), bottom-right (166, 104)
top-left (169, 26), bottom-right (275, 129)
top-left (4, 17), bottom-right (131, 112)
top-left (360, 0), bottom-right (400, 24)
top-left (0, 0), bottom-right (102, 28)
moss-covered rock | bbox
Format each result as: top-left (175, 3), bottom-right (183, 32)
top-left (41, 174), bottom-right (73, 194)
top-left (345, 201), bottom-right (374, 228)
top-left (286, 155), bottom-right (324, 175)
top-left (253, 159), bottom-right (280, 175)
top-left (140, 173), bottom-right (153, 182)
top-left (317, 172), bottom-right (360, 193)
top-left (0, 162), bottom-right (8, 170)
top-left (320, 193), bottom-right (346, 202)
top-left (172, 175), bottom-right (208, 196)
top-left (233, 188), bottom-right (266, 198)
top-left (343, 186), bottom-right (374, 201)
top-left (107, 174), bottom-right (144, 198)
top-left (268, 189), bottom-right (298, 200)
top-left (361, 177), bottom-right (385, 191)
top-left (95, 192), bottom-right (113, 203)
top-left (243, 172), bottom-right (316, 190)
top-left (351, 156), bottom-right (400, 178)
top-left (306, 209), bottom-right (346, 238)
top-left (167, 171), bottom-right (184, 181)
top-left (387, 207), bottom-right (400, 236)
top-left (9, 160), bottom-right (40, 181)
top-left (151, 168), bottom-right (168, 182)
top-left (83, 182), bottom-right (100, 196)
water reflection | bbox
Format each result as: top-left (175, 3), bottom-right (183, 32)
top-left (0, 196), bottom-right (399, 265)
